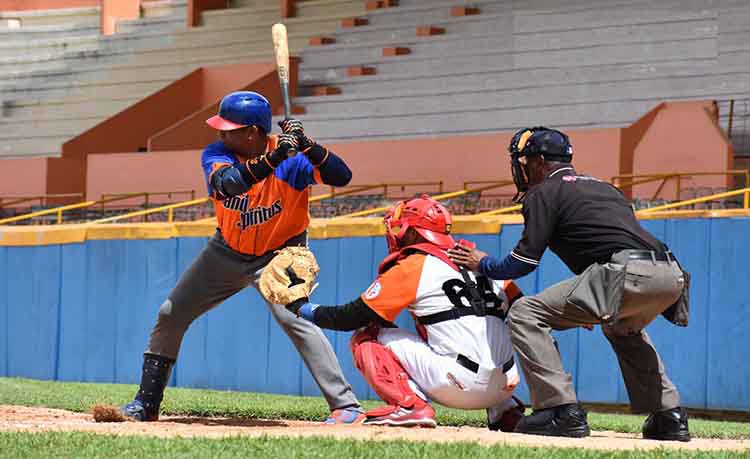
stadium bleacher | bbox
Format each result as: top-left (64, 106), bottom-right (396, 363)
top-left (0, 0), bottom-right (365, 158)
top-left (0, 0), bottom-right (746, 218)
top-left (293, 0), bottom-right (750, 142)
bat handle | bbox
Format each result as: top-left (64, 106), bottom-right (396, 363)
top-left (281, 81), bottom-right (292, 120)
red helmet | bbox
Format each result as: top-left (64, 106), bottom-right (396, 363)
top-left (383, 195), bottom-right (455, 253)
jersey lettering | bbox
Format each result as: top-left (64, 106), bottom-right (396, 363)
top-left (234, 200), bottom-right (283, 230)
top-left (441, 276), bottom-right (504, 312)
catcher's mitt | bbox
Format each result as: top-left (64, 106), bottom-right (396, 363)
top-left (259, 246), bottom-right (319, 305)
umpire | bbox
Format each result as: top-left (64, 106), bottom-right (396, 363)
top-left (448, 127), bottom-right (691, 441)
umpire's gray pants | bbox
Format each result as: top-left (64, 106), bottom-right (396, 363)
top-left (146, 231), bottom-right (359, 411)
top-left (508, 250), bottom-right (685, 413)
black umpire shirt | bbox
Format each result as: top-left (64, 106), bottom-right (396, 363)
top-left (513, 165), bottom-right (666, 275)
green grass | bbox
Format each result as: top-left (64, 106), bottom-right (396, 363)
top-left (0, 432), bottom-right (745, 459)
top-left (1, 377), bottom-right (750, 440)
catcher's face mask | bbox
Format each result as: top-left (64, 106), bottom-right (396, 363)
top-left (509, 129), bottom-right (536, 203)
top-left (383, 195), bottom-right (455, 253)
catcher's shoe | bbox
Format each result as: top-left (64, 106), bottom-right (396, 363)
top-left (514, 402), bottom-right (590, 437)
top-left (488, 396), bottom-right (526, 432)
top-left (120, 399), bottom-right (159, 422)
top-left (642, 407), bottom-right (691, 442)
top-left (324, 406), bottom-right (366, 425)
top-left (362, 400), bottom-right (437, 428)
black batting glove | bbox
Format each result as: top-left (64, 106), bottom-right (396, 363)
top-left (278, 118), bottom-right (314, 151)
top-left (268, 132), bottom-right (299, 165)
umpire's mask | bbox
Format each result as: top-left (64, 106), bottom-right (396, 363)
top-left (508, 127), bottom-right (573, 202)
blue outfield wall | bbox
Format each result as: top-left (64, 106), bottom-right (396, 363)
top-left (0, 217), bottom-right (749, 410)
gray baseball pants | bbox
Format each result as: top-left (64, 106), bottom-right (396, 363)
top-left (508, 249), bottom-right (685, 413)
top-left (146, 231), bottom-right (359, 410)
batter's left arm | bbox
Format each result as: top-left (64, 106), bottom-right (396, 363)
top-left (278, 118), bottom-right (352, 187)
top-left (306, 144), bottom-right (352, 187)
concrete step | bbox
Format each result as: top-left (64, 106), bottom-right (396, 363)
top-left (0, 41), bottom-right (274, 94)
top-left (300, 30), bottom-right (718, 70)
top-left (202, 0), bottom-right (364, 28)
top-left (1, 97), bottom-right (138, 122)
top-left (330, 7), bottom-right (716, 46)
top-left (200, 5), bottom-right (279, 28)
top-left (1, 78), bottom-right (167, 104)
top-left (0, 23), bottom-right (99, 42)
top-left (0, 117), bottom-right (103, 140)
top-left (0, 6), bottom-right (101, 27)
top-left (292, 98), bottom-right (665, 142)
top-left (307, 16), bottom-right (717, 66)
top-left (0, 17), bottom-right (345, 84)
top-left (295, 74), bottom-right (750, 118)
top-left (720, 30), bottom-right (750, 53)
top-left (299, 35), bottom-right (718, 82)
top-left (141, 0), bottom-right (189, 18)
top-left (298, 60), bottom-right (729, 98)
top-left (0, 135), bottom-right (65, 158)
top-left (117, 11), bottom-right (187, 34)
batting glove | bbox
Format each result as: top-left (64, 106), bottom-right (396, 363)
top-left (277, 132), bottom-right (299, 154)
top-left (278, 118), bottom-right (314, 151)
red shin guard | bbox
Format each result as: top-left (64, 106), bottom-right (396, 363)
top-left (350, 326), bottom-right (419, 409)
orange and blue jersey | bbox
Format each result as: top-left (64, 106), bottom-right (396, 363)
top-left (201, 135), bottom-right (328, 256)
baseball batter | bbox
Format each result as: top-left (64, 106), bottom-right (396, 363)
top-left (285, 196), bottom-right (525, 429)
top-left (120, 91), bottom-right (364, 424)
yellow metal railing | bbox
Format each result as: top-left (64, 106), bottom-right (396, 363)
top-left (336, 181), bottom-right (515, 218)
top-left (313, 181), bottom-right (444, 202)
top-left (90, 198), bottom-right (211, 224)
top-left (0, 191), bottom-right (201, 225)
top-left (0, 193), bottom-right (85, 209)
top-left (637, 187), bottom-right (750, 213)
top-left (476, 204), bottom-right (523, 217)
top-left (612, 170), bottom-right (750, 201)
top-left (0, 201), bottom-right (98, 225)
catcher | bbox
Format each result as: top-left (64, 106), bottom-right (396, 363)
top-left (263, 195), bottom-right (525, 429)
top-left (120, 91), bottom-right (364, 424)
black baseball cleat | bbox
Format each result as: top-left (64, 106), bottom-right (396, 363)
top-left (642, 407), bottom-right (691, 442)
top-left (121, 399), bottom-right (158, 422)
top-left (514, 402), bottom-right (590, 437)
top-left (120, 354), bottom-right (174, 422)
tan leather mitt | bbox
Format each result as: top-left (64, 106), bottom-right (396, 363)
top-left (259, 246), bottom-right (320, 305)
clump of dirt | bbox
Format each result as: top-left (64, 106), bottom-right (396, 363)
top-left (92, 405), bottom-right (127, 423)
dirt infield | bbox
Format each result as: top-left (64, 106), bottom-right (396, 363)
top-left (1, 405), bottom-right (749, 452)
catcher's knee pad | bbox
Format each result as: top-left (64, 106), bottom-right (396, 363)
top-left (350, 328), bottom-right (419, 408)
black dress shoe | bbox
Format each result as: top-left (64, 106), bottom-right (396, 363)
top-left (514, 402), bottom-right (590, 437)
top-left (643, 407), bottom-right (691, 442)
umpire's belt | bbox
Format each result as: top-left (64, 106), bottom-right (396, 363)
top-left (417, 307), bottom-right (506, 325)
top-left (621, 250), bottom-right (676, 263)
top-left (456, 354), bottom-right (514, 374)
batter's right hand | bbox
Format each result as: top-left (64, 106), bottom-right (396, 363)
top-left (279, 118), bottom-right (303, 134)
top-left (276, 132), bottom-right (299, 157)
top-left (279, 118), bottom-right (314, 150)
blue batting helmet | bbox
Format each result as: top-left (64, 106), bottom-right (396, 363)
top-left (206, 91), bottom-right (272, 133)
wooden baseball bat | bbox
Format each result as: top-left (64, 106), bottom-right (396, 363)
top-left (272, 23), bottom-right (292, 120)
